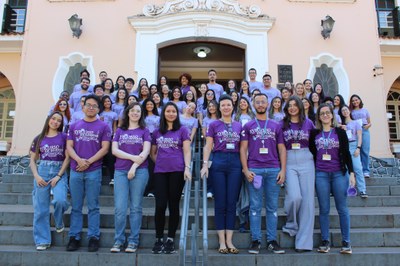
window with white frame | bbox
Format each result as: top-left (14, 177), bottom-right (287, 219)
top-left (386, 90), bottom-right (400, 141)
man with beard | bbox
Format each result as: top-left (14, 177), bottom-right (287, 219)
top-left (207, 69), bottom-right (224, 101)
top-left (69, 77), bottom-right (92, 112)
top-left (240, 93), bottom-right (287, 255)
top-left (73, 69), bottom-right (94, 93)
top-left (66, 94), bottom-right (111, 252)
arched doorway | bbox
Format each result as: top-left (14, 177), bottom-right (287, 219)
top-left (0, 72), bottom-right (16, 152)
top-left (386, 76), bottom-right (400, 141)
top-left (159, 41), bottom-right (245, 88)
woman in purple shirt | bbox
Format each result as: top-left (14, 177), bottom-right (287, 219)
top-left (110, 102), bottom-right (151, 253)
top-left (349, 94), bottom-right (371, 178)
top-left (171, 86), bottom-right (187, 114)
top-left (201, 95), bottom-right (242, 254)
top-left (30, 111), bottom-right (70, 251)
top-left (309, 103), bottom-right (356, 255)
top-left (150, 102), bottom-right (192, 254)
top-left (281, 96), bottom-right (315, 252)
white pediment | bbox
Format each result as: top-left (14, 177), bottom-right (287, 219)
top-left (142, 0), bottom-right (263, 18)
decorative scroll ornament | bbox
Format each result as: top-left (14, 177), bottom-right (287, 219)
top-left (143, 0), bottom-right (262, 18)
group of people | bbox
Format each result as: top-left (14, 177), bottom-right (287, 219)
top-left (29, 68), bottom-right (372, 256)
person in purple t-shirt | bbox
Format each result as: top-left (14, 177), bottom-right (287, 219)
top-left (260, 74), bottom-right (281, 107)
top-left (170, 86), bottom-right (187, 114)
top-left (30, 112), bottom-right (70, 251)
top-left (248, 68), bottom-right (263, 93)
top-left (179, 72), bottom-right (197, 98)
top-left (281, 96), bottom-right (315, 252)
top-left (66, 95), bottom-right (112, 252)
top-left (110, 102), bottom-right (151, 253)
top-left (309, 103), bottom-right (355, 255)
top-left (207, 69), bottom-right (224, 101)
top-left (240, 93), bottom-right (286, 255)
top-left (180, 102), bottom-right (199, 142)
top-left (201, 95), bottom-right (242, 254)
top-left (69, 77), bottom-right (92, 112)
top-left (150, 102), bottom-right (192, 254)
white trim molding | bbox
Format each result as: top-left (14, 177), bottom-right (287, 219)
top-left (128, 1), bottom-right (275, 84)
top-left (52, 52), bottom-right (94, 102)
top-left (307, 53), bottom-right (350, 101)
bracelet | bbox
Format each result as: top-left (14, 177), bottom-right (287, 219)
top-left (56, 174), bottom-right (62, 178)
top-left (203, 160), bottom-right (208, 164)
top-left (357, 146), bottom-right (361, 149)
top-left (185, 166), bottom-right (191, 169)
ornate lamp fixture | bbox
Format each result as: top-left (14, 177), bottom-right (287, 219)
top-left (68, 14), bottom-right (83, 39)
top-left (321, 15), bottom-right (335, 40)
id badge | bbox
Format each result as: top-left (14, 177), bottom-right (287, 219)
top-left (259, 148), bottom-right (268, 154)
top-left (346, 130), bottom-right (352, 139)
top-left (322, 154), bottom-right (331, 161)
top-left (226, 143), bottom-right (235, 150)
top-left (291, 143), bottom-right (301, 150)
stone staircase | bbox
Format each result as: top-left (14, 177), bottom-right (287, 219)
top-left (1, 174), bottom-right (400, 265)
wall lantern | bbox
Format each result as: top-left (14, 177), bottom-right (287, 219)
top-left (321, 15), bottom-right (335, 39)
top-left (68, 14), bottom-right (83, 39)
top-left (193, 46), bottom-right (211, 58)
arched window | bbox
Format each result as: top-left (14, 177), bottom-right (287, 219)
top-left (386, 90), bottom-right (400, 140)
top-left (313, 64), bottom-right (339, 98)
top-left (0, 88), bottom-right (16, 141)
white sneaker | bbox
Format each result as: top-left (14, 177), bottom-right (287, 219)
top-left (36, 244), bottom-right (50, 251)
top-left (207, 192), bottom-right (213, 199)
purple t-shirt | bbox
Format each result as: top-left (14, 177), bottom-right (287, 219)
top-left (271, 112), bottom-right (285, 122)
top-left (180, 115), bottom-right (199, 132)
top-left (152, 127), bottom-right (190, 173)
top-left (345, 120), bottom-right (361, 142)
top-left (145, 115), bottom-right (160, 134)
top-left (260, 87), bottom-right (281, 105)
top-left (31, 133), bottom-right (67, 161)
top-left (112, 103), bottom-right (125, 117)
top-left (181, 85), bottom-right (191, 95)
top-left (242, 119), bottom-right (283, 168)
top-left (351, 108), bottom-right (370, 125)
top-left (173, 101), bottom-right (187, 114)
top-left (67, 119), bottom-right (112, 172)
top-left (207, 83), bottom-right (224, 101)
top-left (100, 110), bottom-right (118, 134)
top-left (196, 98), bottom-right (205, 114)
top-left (113, 127), bottom-right (151, 170)
top-left (73, 84), bottom-right (94, 93)
top-left (236, 114), bottom-right (252, 126)
top-left (207, 120), bottom-right (242, 153)
top-left (249, 81), bottom-right (263, 92)
top-left (282, 118), bottom-right (315, 150)
top-left (202, 117), bottom-right (217, 130)
top-left (69, 91), bottom-right (91, 112)
top-left (314, 129), bottom-right (341, 172)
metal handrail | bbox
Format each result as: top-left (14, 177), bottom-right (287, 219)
top-left (202, 161), bottom-right (208, 265)
top-left (179, 131), bottom-right (196, 265)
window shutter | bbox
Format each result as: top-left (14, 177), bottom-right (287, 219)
top-left (2, 4), bottom-right (16, 33)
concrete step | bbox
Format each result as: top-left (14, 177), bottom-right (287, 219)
top-left (1, 245), bottom-right (400, 266)
top-left (1, 225), bottom-right (399, 249)
top-left (1, 204), bottom-right (399, 229)
top-left (1, 192), bottom-right (400, 208)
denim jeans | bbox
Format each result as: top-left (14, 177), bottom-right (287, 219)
top-left (315, 170), bottom-right (350, 243)
top-left (349, 141), bottom-right (366, 193)
top-left (33, 161), bottom-right (69, 245)
top-left (360, 128), bottom-right (370, 176)
top-left (210, 152), bottom-right (242, 230)
top-left (113, 168), bottom-right (149, 245)
top-left (69, 168), bottom-right (102, 240)
top-left (246, 167), bottom-right (281, 242)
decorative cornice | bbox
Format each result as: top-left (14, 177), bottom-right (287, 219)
top-left (143, 0), bottom-right (263, 18)
top-left (287, 0), bottom-right (356, 3)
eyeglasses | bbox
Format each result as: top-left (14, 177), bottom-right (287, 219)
top-left (85, 103), bottom-right (99, 109)
top-left (206, 93), bottom-right (214, 96)
top-left (319, 111), bottom-right (332, 117)
top-left (59, 103), bottom-right (67, 106)
top-left (254, 101), bottom-right (267, 105)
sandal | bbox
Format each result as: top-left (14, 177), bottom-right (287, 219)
top-left (227, 247), bottom-right (239, 254)
top-left (218, 248), bottom-right (229, 254)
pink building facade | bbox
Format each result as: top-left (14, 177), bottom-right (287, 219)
top-left (0, 0), bottom-right (398, 158)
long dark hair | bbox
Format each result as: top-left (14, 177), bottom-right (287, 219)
top-left (339, 104), bottom-right (354, 125)
top-left (239, 79), bottom-right (251, 99)
top-left (283, 96), bottom-right (305, 129)
top-left (103, 78), bottom-right (115, 94)
top-left (116, 88), bottom-right (128, 104)
top-left (159, 102), bottom-right (181, 134)
top-left (120, 102), bottom-right (146, 130)
top-left (315, 103), bottom-right (337, 130)
top-left (349, 94), bottom-right (364, 110)
top-left (143, 98), bottom-right (159, 117)
top-left (171, 86), bottom-right (183, 101)
top-left (203, 89), bottom-right (216, 110)
top-left (99, 95), bottom-right (112, 114)
top-left (32, 112), bottom-right (64, 158)
top-left (302, 97), bottom-right (316, 123)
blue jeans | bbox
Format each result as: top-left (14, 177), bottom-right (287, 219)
top-left (247, 167), bottom-right (281, 242)
top-left (349, 141), bottom-right (366, 193)
top-left (360, 128), bottom-right (370, 176)
top-left (315, 170), bottom-right (350, 243)
top-left (113, 168), bottom-right (149, 245)
top-left (210, 152), bottom-right (242, 230)
top-left (33, 161), bottom-right (69, 245)
top-left (69, 168), bottom-right (102, 240)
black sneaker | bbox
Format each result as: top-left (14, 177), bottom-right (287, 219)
top-left (360, 192), bottom-right (369, 199)
top-left (88, 237), bottom-right (99, 252)
top-left (152, 238), bottom-right (164, 254)
top-left (267, 240), bottom-right (285, 254)
top-left (164, 239), bottom-right (176, 254)
top-left (317, 240), bottom-right (330, 253)
top-left (248, 240), bottom-right (261, 254)
top-left (340, 241), bottom-right (352, 254)
top-left (66, 237), bottom-right (80, 251)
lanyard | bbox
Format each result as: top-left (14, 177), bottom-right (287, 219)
top-left (255, 118), bottom-right (269, 147)
top-left (221, 120), bottom-right (234, 143)
top-left (321, 129), bottom-right (333, 150)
